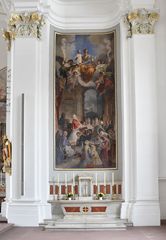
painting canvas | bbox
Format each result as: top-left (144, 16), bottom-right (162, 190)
top-left (55, 31), bottom-right (117, 169)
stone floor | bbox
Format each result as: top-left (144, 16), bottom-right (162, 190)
top-left (0, 223), bottom-right (14, 234)
top-left (0, 226), bottom-right (166, 240)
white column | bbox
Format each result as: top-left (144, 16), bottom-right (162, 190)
top-left (120, 20), bottom-right (136, 222)
top-left (36, 20), bottom-right (51, 222)
top-left (3, 11), bottom-right (48, 226)
top-left (131, 34), bottom-right (160, 226)
top-left (7, 37), bottom-right (41, 226)
top-left (122, 2), bottom-right (160, 225)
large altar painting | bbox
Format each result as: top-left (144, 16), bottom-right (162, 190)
top-left (55, 31), bottom-right (117, 169)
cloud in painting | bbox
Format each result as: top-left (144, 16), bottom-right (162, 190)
top-left (88, 34), bottom-right (113, 59)
top-left (56, 34), bottom-right (76, 61)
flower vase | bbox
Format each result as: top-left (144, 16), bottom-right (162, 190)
top-left (68, 197), bottom-right (72, 200)
top-left (99, 197), bottom-right (103, 200)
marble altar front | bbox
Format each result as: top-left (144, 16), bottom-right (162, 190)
top-left (40, 175), bottom-right (126, 229)
top-left (41, 199), bottom-right (126, 229)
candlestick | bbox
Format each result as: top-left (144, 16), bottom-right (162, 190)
top-left (104, 172), bottom-right (106, 186)
top-left (73, 172), bottom-right (75, 186)
top-left (85, 182), bottom-right (87, 197)
top-left (112, 172), bottom-right (114, 186)
top-left (95, 172), bottom-right (98, 186)
top-left (57, 174), bottom-right (60, 197)
top-left (57, 174), bottom-right (59, 185)
top-left (65, 173), bottom-right (67, 187)
top-left (52, 177), bottom-right (55, 200)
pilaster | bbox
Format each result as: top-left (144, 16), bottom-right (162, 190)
top-left (3, 11), bottom-right (49, 226)
top-left (120, 19), bottom-right (136, 222)
top-left (123, 5), bottom-right (160, 226)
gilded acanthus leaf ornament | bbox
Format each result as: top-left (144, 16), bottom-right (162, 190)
top-left (2, 12), bottom-right (45, 51)
top-left (2, 30), bottom-right (16, 51)
top-left (8, 12), bottom-right (45, 39)
top-left (124, 9), bottom-right (159, 38)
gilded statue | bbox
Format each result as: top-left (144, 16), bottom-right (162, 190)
top-left (2, 135), bottom-right (12, 175)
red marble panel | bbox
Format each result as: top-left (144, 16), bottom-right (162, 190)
top-left (93, 185), bottom-right (97, 194)
top-left (55, 185), bottom-right (59, 194)
top-left (67, 185), bottom-right (72, 193)
top-left (100, 185), bottom-right (105, 193)
top-left (106, 185), bottom-right (110, 194)
top-left (61, 185), bottom-right (66, 194)
top-left (91, 207), bottom-right (107, 212)
top-left (112, 185), bottom-right (116, 194)
top-left (50, 185), bottom-right (53, 195)
top-left (74, 185), bottom-right (78, 194)
top-left (118, 184), bottom-right (121, 194)
top-left (64, 207), bottom-right (80, 212)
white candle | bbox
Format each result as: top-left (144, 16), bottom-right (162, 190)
top-left (104, 172), bottom-right (106, 186)
top-left (95, 172), bottom-right (98, 186)
top-left (52, 177), bottom-right (55, 197)
top-left (112, 172), bottom-right (114, 186)
top-left (65, 173), bottom-right (67, 187)
top-left (57, 174), bottom-right (59, 185)
top-left (73, 172), bottom-right (75, 186)
top-left (52, 176), bottom-right (54, 183)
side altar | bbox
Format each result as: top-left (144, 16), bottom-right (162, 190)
top-left (40, 175), bottom-right (126, 229)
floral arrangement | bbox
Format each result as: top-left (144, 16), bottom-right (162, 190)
top-left (97, 192), bottom-right (105, 199)
top-left (67, 192), bottom-right (74, 199)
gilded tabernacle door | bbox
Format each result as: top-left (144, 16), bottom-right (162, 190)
top-left (54, 31), bottom-right (117, 170)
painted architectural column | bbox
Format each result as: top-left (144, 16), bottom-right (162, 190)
top-left (124, 6), bottom-right (160, 226)
top-left (2, 11), bottom-right (49, 226)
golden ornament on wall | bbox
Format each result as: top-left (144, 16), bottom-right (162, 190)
top-left (2, 11), bottom-right (45, 51)
top-left (2, 135), bottom-right (12, 176)
top-left (124, 8), bottom-right (160, 38)
top-left (2, 30), bottom-right (16, 51)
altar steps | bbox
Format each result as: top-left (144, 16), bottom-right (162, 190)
top-left (40, 218), bottom-right (127, 230)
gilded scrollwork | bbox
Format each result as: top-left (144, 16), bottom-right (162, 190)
top-left (124, 9), bottom-right (159, 38)
top-left (2, 30), bottom-right (16, 51)
top-left (2, 12), bottom-right (45, 50)
top-left (2, 135), bottom-right (12, 175)
top-left (8, 12), bottom-right (45, 38)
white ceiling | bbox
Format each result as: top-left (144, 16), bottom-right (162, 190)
top-left (0, 0), bottom-right (130, 29)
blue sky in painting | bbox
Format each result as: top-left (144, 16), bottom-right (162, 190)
top-left (71, 35), bottom-right (96, 58)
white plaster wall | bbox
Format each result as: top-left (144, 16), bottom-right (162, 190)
top-left (156, 0), bottom-right (166, 220)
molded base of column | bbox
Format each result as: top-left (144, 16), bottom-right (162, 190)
top-left (1, 201), bottom-right (7, 217)
top-left (121, 201), bottom-right (134, 223)
top-left (121, 202), bottom-right (129, 219)
top-left (131, 201), bottom-right (160, 226)
top-left (7, 200), bottom-right (51, 226)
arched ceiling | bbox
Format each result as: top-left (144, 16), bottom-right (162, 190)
top-left (1, 0), bottom-right (131, 29)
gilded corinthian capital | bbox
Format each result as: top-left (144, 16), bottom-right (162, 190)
top-left (3, 12), bottom-right (45, 50)
top-left (124, 8), bottom-right (159, 38)
top-left (8, 12), bottom-right (45, 38)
